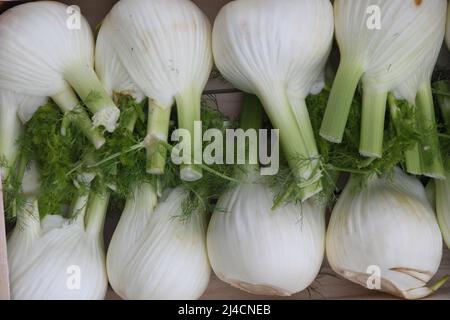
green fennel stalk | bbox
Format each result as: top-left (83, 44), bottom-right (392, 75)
top-left (320, 61), bottom-right (364, 143)
top-left (52, 85), bottom-right (105, 149)
top-left (360, 90), bottom-right (388, 158)
top-left (415, 84), bottom-right (445, 179)
top-left (146, 101), bottom-right (171, 175)
top-left (227, 94), bottom-right (262, 183)
top-left (387, 94), bottom-right (422, 175)
top-left (64, 65), bottom-right (119, 133)
top-left (85, 181), bottom-right (110, 236)
top-left (0, 104), bottom-right (22, 179)
top-left (259, 93), bottom-right (322, 201)
top-left (175, 89), bottom-right (203, 181)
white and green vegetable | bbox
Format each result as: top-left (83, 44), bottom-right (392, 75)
top-left (0, 1), bottom-right (119, 147)
top-left (326, 168), bottom-right (444, 299)
top-left (7, 165), bottom-right (109, 300)
top-left (207, 96), bottom-right (325, 296)
top-left (106, 184), bottom-right (210, 300)
top-left (212, 0), bottom-right (334, 200)
top-left (2, 0), bottom-right (450, 302)
top-left (207, 168), bottom-right (325, 296)
top-left (0, 90), bottom-right (46, 178)
top-left (95, 29), bottom-right (144, 103)
top-left (320, 0), bottom-right (446, 178)
top-left (96, 0), bottom-right (213, 180)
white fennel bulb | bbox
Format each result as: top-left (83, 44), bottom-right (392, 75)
top-left (321, 0), bottom-right (446, 171)
top-left (0, 1), bottom-right (119, 140)
top-left (326, 168), bottom-right (443, 300)
top-left (107, 184), bottom-right (210, 300)
top-left (0, 90), bottom-right (46, 177)
top-left (95, 37), bottom-right (144, 103)
top-left (97, 0), bottom-right (213, 179)
top-left (8, 172), bottom-right (110, 300)
top-left (212, 0), bottom-right (334, 200)
top-left (435, 173), bottom-right (450, 250)
top-left (207, 169), bottom-right (326, 296)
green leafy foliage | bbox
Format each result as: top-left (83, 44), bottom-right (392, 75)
top-left (432, 79), bottom-right (450, 168)
top-left (2, 155), bottom-right (27, 222)
top-left (312, 88), bottom-right (427, 190)
top-left (96, 95), bottom-right (149, 197)
top-left (17, 101), bottom-right (90, 218)
top-left (6, 93), bottom-right (237, 220)
top-left (7, 77), bottom-right (445, 220)
top-left (267, 85), bottom-right (428, 206)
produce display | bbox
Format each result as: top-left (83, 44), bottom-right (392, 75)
top-left (1, 0), bottom-right (450, 300)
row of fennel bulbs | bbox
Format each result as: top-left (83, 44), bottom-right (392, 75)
top-left (0, 0), bottom-right (213, 300)
top-left (210, 0), bottom-right (450, 300)
top-left (0, 0), bottom-right (449, 300)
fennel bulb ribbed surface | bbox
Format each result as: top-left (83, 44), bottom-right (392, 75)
top-left (95, 36), bottom-right (144, 103)
top-left (212, 0), bottom-right (334, 200)
top-left (8, 193), bottom-right (109, 300)
top-left (321, 0), bottom-right (446, 171)
top-left (107, 184), bottom-right (210, 300)
top-left (0, 1), bottom-right (119, 134)
top-left (207, 169), bottom-right (326, 296)
top-left (326, 168), bottom-right (443, 300)
top-left (435, 173), bottom-right (450, 250)
top-left (96, 0), bottom-right (213, 179)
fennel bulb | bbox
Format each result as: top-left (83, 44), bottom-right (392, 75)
top-left (8, 168), bottom-right (109, 300)
top-left (0, 90), bottom-right (46, 178)
top-left (435, 174), bottom-right (450, 250)
top-left (207, 168), bottom-right (326, 296)
top-left (96, 0), bottom-right (213, 179)
top-left (95, 37), bottom-right (144, 103)
top-left (107, 184), bottom-right (210, 300)
top-left (320, 0), bottom-right (446, 175)
top-left (326, 168), bottom-right (443, 299)
top-left (0, 1), bottom-right (119, 145)
top-left (212, 0), bottom-right (334, 200)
